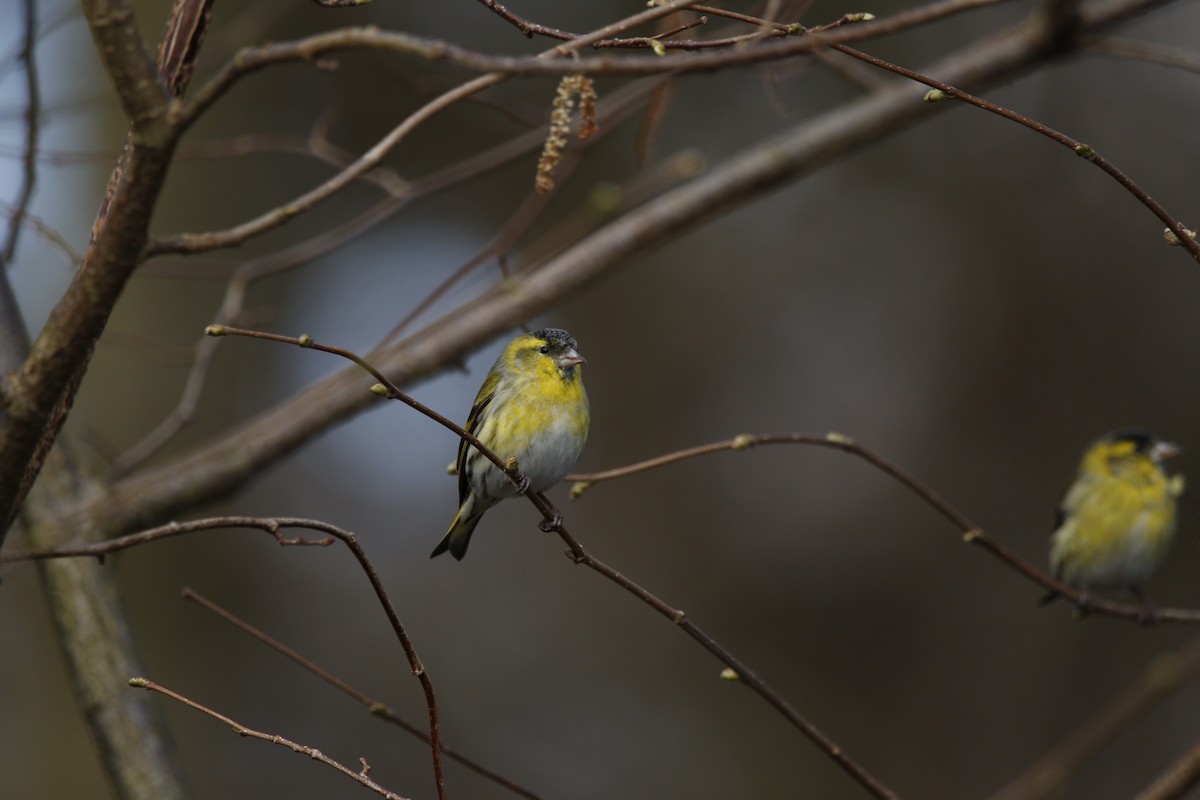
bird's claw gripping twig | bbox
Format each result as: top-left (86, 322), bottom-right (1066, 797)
top-left (539, 509), bottom-right (563, 533)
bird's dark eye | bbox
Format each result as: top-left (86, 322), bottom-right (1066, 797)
top-left (539, 345), bottom-right (550, 355)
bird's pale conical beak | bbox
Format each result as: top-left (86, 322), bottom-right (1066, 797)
top-left (558, 347), bottom-right (585, 368)
top-left (1151, 441), bottom-right (1182, 462)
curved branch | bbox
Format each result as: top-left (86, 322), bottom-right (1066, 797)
top-left (129, 678), bottom-right (412, 800)
top-left (152, 0), bottom-right (704, 256)
top-left (831, 43), bottom-right (1200, 263)
top-left (181, 588), bottom-right (549, 800)
top-left (569, 433), bottom-right (1200, 624)
top-left (178, 0), bottom-right (1005, 111)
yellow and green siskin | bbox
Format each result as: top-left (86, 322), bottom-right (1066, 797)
top-left (431, 328), bottom-right (590, 560)
top-left (1047, 429), bottom-right (1184, 618)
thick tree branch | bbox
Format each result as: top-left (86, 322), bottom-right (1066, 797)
top-left (0, 0), bottom-right (182, 543)
top-left (11, 4), bottom-right (214, 800)
top-left (80, 0), bottom-right (169, 127)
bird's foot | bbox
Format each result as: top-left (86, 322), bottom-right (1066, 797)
top-left (1131, 588), bottom-right (1158, 627)
top-left (1070, 590), bottom-right (1093, 620)
top-left (539, 507), bottom-right (563, 533)
top-left (504, 456), bottom-right (531, 494)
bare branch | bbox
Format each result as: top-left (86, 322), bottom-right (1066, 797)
top-left (568, 432), bottom-right (1200, 624)
top-left (1135, 738), bottom-right (1200, 800)
top-left (829, 43), bottom-right (1200, 264)
top-left (1, 0), bottom-right (40, 268)
top-left (181, 589), bottom-right (550, 800)
top-left (0, 200), bottom-right (83, 266)
top-left (1086, 36), bottom-right (1200, 73)
top-left (989, 635), bottom-right (1200, 799)
top-left (128, 678), bottom-right (412, 800)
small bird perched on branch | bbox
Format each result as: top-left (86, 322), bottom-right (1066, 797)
top-left (1045, 429), bottom-right (1184, 622)
top-left (431, 328), bottom-right (590, 561)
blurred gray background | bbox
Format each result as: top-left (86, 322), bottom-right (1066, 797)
top-left (3, 0), bottom-right (1200, 798)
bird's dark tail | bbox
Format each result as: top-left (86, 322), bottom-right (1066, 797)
top-left (430, 503), bottom-right (484, 560)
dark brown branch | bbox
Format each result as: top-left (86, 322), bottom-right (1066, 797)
top-left (128, 678), bottom-right (411, 800)
top-left (537, 503), bottom-right (900, 799)
top-left (181, 588), bottom-right (550, 800)
top-left (827, 43), bottom-right (1200, 265)
top-left (154, 0), bottom-right (214, 98)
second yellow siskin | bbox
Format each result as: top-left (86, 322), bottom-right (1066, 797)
top-left (431, 328), bottom-right (590, 561)
top-left (1047, 429), bottom-right (1184, 619)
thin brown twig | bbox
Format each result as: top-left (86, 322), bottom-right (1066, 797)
top-left (988, 634), bottom-right (1200, 800)
top-left (192, 0), bottom-right (1004, 87)
top-left (826, 42), bottom-right (1200, 264)
top-left (1, 0), bottom-right (40, 268)
top-left (0, 201), bottom-right (82, 266)
top-left (1135, 738), bottom-right (1200, 800)
top-left (0, 516), bottom-right (335, 563)
top-left (203, 327), bottom-right (523, 487)
top-left (198, 328), bottom-right (901, 800)
top-left (175, 130), bottom-right (408, 195)
top-left (566, 432), bottom-right (1200, 625)
top-left (380, 189), bottom-right (558, 345)
top-left (1, 515), bottom-right (448, 800)
top-left (659, 2), bottom-right (1200, 267)
top-left (181, 588), bottom-right (550, 800)
top-left (128, 677), bottom-right (411, 800)
top-left (0, 1), bottom-right (73, 80)
top-left (153, 0), bottom-right (707, 256)
top-left (1085, 36), bottom-right (1200, 74)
